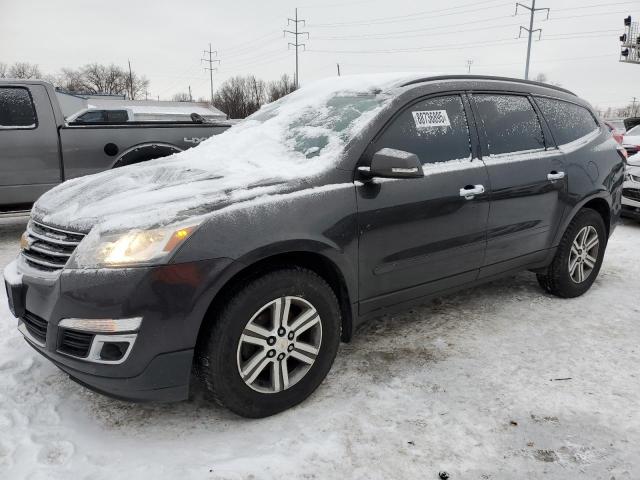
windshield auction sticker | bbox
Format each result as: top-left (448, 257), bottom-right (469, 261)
top-left (412, 110), bottom-right (451, 128)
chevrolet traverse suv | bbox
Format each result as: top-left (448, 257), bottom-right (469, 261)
top-left (3, 74), bottom-right (624, 417)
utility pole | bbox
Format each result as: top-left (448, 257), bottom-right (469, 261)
top-left (515, 1), bottom-right (550, 80)
top-left (189, 85), bottom-right (192, 102)
top-left (337, 63), bottom-right (341, 76)
top-left (127, 59), bottom-right (134, 99)
top-left (466, 59), bottom-right (473, 74)
top-left (284, 8), bottom-right (309, 88)
top-left (632, 97), bottom-right (638, 116)
top-left (202, 43), bottom-right (220, 105)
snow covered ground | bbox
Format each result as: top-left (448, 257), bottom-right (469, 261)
top-left (1, 215), bottom-right (640, 479)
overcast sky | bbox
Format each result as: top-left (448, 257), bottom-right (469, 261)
top-left (1, 0), bottom-right (638, 110)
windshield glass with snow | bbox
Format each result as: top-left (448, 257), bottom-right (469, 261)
top-left (248, 92), bottom-right (386, 158)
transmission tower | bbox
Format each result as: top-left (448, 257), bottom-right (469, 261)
top-left (515, 1), bottom-right (550, 80)
top-left (284, 8), bottom-right (309, 88)
top-left (202, 43), bottom-right (221, 105)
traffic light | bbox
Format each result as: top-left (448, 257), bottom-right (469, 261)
top-left (624, 16), bottom-right (632, 26)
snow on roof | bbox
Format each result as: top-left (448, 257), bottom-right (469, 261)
top-left (33, 73), bottom-right (426, 233)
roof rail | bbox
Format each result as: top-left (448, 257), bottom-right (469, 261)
top-left (400, 74), bottom-right (576, 97)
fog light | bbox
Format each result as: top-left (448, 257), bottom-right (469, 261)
top-left (58, 317), bottom-right (142, 333)
top-left (99, 342), bottom-right (129, 361)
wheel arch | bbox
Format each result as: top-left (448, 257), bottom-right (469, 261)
top-left (554, 193), bottom-right (612, 246)
top-left (195, 248), bottom-right (356, 356)
top-left (112, 142), bottom-right (183, 168)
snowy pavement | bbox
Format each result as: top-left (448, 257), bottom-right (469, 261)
top-left (1, 215), bottom-right (640, 479)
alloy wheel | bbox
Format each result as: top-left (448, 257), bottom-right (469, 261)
top-left (236, 296), bottom-right (322, 394)
top-left (568, 225), bottom-right (599, 284)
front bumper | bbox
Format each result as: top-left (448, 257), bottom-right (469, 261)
top-left (3, 255), bottom-right (234, 402)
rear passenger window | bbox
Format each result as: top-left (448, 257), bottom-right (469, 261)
top-left (374, 95), bottom-right (471, 164)
top-left (534, 97), bottom-right (598, 145)
top-left (0, 87), bottom-right (37, 128)
top-left (473, 94), bottom-right (545, 155)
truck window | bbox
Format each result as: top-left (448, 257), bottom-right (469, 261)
top-left (76, 111), bottom-right (106, 122)
top-left (105, 110), bottom-right (129, 122)
top-left (0, 87), bottom-right (37, 129)
top-left (534, 97), bottom-right (599, 146)
top-left (473, 94), bottom-right (545, 155)
top-left (374, 95), bottom-right (472, 164)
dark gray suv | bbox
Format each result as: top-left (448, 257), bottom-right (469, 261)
top-left (3, 74), bottom-right (624, 417)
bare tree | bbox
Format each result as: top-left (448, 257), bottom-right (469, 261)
top-left (172, 92), bottom-right (192, 102)
top-left (0, 62), bottom-right (7, 78)
top-left (124, 69), bottom-right (149, 100)
top-left (267, 74), bottom-right (297, 102)
top-left (7, 62), bottom-right (42, 79)
top-left (52, 63), bottom-right (148, 98)
top-left (212, 75), bottom-right (267, 119)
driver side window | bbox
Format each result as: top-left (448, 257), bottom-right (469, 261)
top-left (374, 95), bottom-right (472, 164)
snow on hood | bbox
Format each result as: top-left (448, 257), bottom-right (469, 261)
top-left (33, 73), bottom-right (425, 233)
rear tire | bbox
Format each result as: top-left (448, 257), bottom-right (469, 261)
top-left (196, 268), bottom-right (341, 418)
top-left (536, 208), bottom-right (607, 298)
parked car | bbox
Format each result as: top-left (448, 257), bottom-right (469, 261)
top-left (604, 120), bottom-right (624, 144)
top-left (0, 79), bottom-right (231, 213)
top-left (622, 124), bottom-right (640, 156)
top-left (622, 152), bottom-right (640, 220)
top-left (3, 74), bottom-right (624, 418)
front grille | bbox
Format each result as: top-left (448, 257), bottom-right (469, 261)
top-left (59, 329), bottom-right (94, 358)
top-left (22, 311), bottom-right (48, 344)
top-left (623, 188), bottom-right (640, 202)
top-left (21, 221), bottom-right (85, 272)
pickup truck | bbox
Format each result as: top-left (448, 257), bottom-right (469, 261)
top-left (0, 79), bottom-right (231, 213)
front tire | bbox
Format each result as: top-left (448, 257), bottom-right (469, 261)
top-left (196, 268), bottom-right (341, 418)
top-left (537, 208), bottom-right (607, 298)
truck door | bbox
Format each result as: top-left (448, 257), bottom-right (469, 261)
top-left (0, 84), bottom-right (61, 209)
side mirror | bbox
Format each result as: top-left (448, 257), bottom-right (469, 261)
top-left (359, 148), bottom-right (424, 179)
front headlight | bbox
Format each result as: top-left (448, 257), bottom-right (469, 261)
top-left (69, 222), bottom-right (200, 268)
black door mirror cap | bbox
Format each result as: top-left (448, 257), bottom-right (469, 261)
top-left (361, 148), bottom-right (424, 180)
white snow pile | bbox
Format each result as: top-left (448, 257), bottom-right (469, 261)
top-left (33, 73), bottom-right (424, 233)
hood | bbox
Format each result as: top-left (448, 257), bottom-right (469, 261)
top-left (623, 133), bottom-right (640, 146)
top-left (32, 158), bottom-right (302, 233)
top-left (33, 73), bottom-right (425, 233)
top-left (627, 152), bottom-right (640, 167)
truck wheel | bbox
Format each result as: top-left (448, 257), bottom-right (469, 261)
top-left (196, 268), bottom-right (341, 418)
top-left (536, 208), bottom-right (607, 298)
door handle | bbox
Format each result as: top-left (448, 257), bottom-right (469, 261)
top-left (459, 184), bottom-right (485, 200)
top-left (547, 171), bottom-right (565, 181)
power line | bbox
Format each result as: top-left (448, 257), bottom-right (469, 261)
top-left (306, 32), bottom-right (616, 55)
top-left (284, 8), bottom-right (309, 88)
top-left (201, 43), bottom-right (220, 105)
top-left (307, 0), bottom-right (509, 27)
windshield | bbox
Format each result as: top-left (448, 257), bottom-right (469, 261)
top-left (247, 91), bottom-right (387, 158)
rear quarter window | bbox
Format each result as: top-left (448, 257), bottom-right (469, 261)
top-left (0, 87), bottom-right (37, 129)
top-left (534, 97), bottom-right (598, 146)
top-left (472, 94), bottom-right (545, 155)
